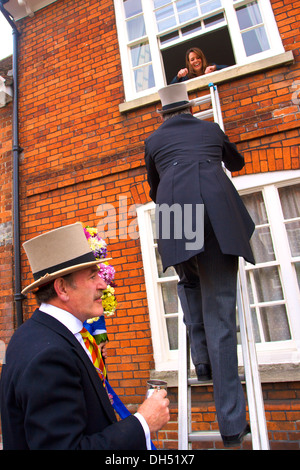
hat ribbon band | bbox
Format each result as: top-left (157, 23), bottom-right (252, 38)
top-left (162, 100), bottom-right (190, 110)
top-left (33, 252), bottom-right (97, 280)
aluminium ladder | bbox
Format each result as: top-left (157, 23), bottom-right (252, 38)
top-left (177, 84), bottom-right (269, 450)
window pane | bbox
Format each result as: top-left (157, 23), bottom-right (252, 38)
top-left (134, 64), bottom-right (155, 92)
top-left (131, 43), bottom-right (151, 67)
top-left (150, 209), bottom-right (157, 243)
top-left (204, 13), bottom-right (224, 27)
top-left (279, 184), bottom-right (300, 219)
top-left (181, 22), bottom-right (202, 36)
top-left (154, 0), bottom-right (170, 7)
top-left (242, 192), bottom-right (268, 225)
top-left (285, 220), bottom-right (300, 257)
top-left (295, 262), bottom-right (300, 290)
top-left (126, 16), bottom-right (146, 41)
top-left (242, 26), bottom-right (270, 56)
top-left (247, 269), bottom-right (291, 344)
top-left (123, 0), bottom-right (142, 18)
top-left (278, 184), bottom-right (300, 257)
top-left (260, 305), bottom-right (291, 342)
top-left (250, 227), bottom-right (275, 263)
top-left (131, 41), bottom-right (155, 92)
top-left (176, 0), bottom-right (198, 23)
top-left (155, 4), bottom-right (176, 32)
top-left (246, 272), bottom-right (254, 304)
top-left (161, 282), bottom-right (178, 314)
top-left (166, 316), bottom-right (178, 349)
top-left (253, 266), bottom-right (283, 303)
top-left (156, 247), bottom-right (177, 278)
top-left (236, 1), bottom-right (263, 30)
top-left (199, 0), bottom-right (222, 15)
top-left (251, 308), bottom-right (261, 343)
top-left (160, 30), bottom-right (180, 44)
top-left (178, 8), bottom-right (198, 23)
top-left (177, 0), bottom-right (197, 12)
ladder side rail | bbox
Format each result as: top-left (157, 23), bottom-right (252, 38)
top-left (209, 83), bottom-right (225, 131)
top-left (237, 280), bottom-right (261, 450)
top-left (238, 260), bottom-right (270, 450)
top-left (178, 306), bottom-right (189, 450)
top-left (187, 379), bottom-right (193, 450)
top-left (211, 82), bottom-right (269, 449)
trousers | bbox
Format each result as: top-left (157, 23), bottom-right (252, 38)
top-left (174, 214), bottom-right (247, 436)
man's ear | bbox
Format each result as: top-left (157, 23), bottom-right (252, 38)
top-left (53, 277), bottom-right (70, 301)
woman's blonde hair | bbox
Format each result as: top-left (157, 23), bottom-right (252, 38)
top-left (185, 47), bottom-right (208, 78)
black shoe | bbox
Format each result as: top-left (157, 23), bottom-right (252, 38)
top-left (195, 363), bottom-right (212, 382)
top-left (222, 424), bottom-right (251, 448)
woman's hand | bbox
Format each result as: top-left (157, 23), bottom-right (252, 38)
top-left (205, 65), bottom-right (217, 74)
top-left (177, 68), bottom-right (189, 79)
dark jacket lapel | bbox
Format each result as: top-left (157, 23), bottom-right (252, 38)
top-left (31, 309), bottom-right (117, 423)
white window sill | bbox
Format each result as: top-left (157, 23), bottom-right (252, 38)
top-left (0, 76), bottom-right (13, 108)
top-left (119, 51), bottom-right (294, 114)
top-left (151, 341), bottom-right (300, 384)
top-left (151, 363), bottom-right (300, 387)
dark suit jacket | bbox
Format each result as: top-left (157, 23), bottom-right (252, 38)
top-left (0, 309), bottom-right (146, 450)
top-left (145, 114), bottom-right (255, 270)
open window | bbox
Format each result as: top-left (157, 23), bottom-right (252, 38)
top-left (114, 0), bottom-right (285, 102)
top-left (154, 0), bottom-right (236, 83)
top-left (161, 26), bottom-right (236, 84)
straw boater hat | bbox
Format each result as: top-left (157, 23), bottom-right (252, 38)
top-left (21, 222), bottom-right (110, 294)
top-left (157, 82), bottom-right (195, 114)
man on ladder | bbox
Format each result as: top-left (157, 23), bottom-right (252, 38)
top-left (144, 82), bottom-right (255, 447)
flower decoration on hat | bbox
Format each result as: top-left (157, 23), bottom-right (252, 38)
top-left (84, 227), bottom-right (108, 259)
top-left (83, 226), bottom-right (117, 344)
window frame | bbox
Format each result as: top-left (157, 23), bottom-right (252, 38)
top-left (137, 170), bottom-right (300, 372)
top-left (114, 0), bottom-right (285, 102)
top-left (137, 202), bottom-right (178, 370)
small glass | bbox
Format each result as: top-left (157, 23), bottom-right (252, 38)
top-left (146, 379), bottom-right (168, 447)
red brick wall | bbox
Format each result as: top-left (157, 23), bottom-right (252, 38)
top-left (0, 101), bottom-right (14, 344)
top-left (14, 0), bottom-right (157, 410)
top-left (0, 0), bottom-right (299, 450)
top-left (162, 383), bottom-right (300, 450)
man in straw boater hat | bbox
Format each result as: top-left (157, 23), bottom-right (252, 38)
top-left (0, 222), bottom-right (169, 449)
top-left (144, 83), bottom-right (255, 447)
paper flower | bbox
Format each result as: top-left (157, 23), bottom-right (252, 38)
top-left (83, 225), bottom-right (117, 323)
top-left (101, 285), bottom-right (118, 317)
top-left (98, 263), bottom-right (116, 287)
top-left (84, 226), bottom-right (107, 260)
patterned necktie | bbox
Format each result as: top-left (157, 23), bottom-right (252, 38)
top-left (80, 327), bottom-right (107, 386)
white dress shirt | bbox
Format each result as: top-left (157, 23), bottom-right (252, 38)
top-left (39, 303), bottom-right (151, 449)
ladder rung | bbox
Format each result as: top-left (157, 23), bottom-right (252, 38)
top-left (188, 377), bottom-right (213, 385)
top-left (193, 93), bottom-right (214, 121)
top-left (188, 374), bottom-right (245, 386)
top-left (188, 431), bottom-right (222, 442)
top-left (194, 110), bottom-right (214, 120)
top-left (188, 430), bottom-right (252, 443)
top-left (193, 95), bottom-right (212, 106)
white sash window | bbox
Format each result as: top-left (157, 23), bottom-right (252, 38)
top-left (114, 0), bottom-right (284, 101)
top-left (137, 171), bottom-right (300, 371)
